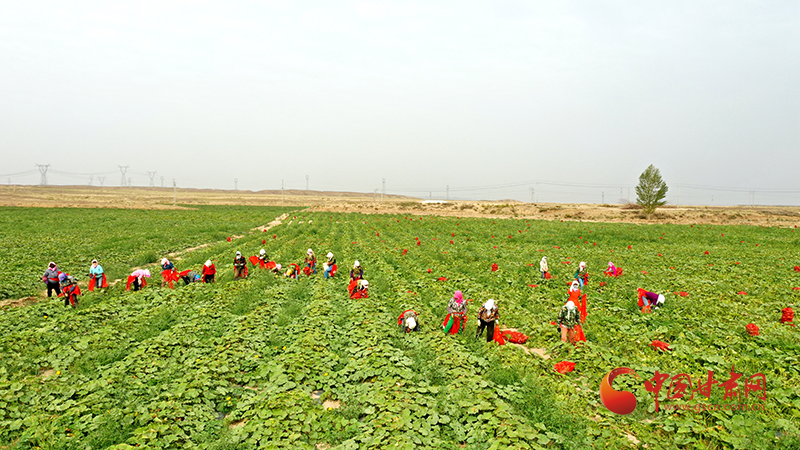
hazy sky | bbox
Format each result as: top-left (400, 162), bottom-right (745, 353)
top-left (1, 1), bottom-right (798, 205)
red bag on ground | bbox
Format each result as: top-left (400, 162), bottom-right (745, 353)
top-left (554, 361), bottom-right (575, 374)
top-left (264, 261), bottom-right (276, 270)
top-left (491, 263), bottom-right (498, 272)
top-left (330, 264), bottom-right (337, 277)
top-left (545, 272), bottom-right (552, 279)
top-left (781, 307), bottom-right (795, 326)
top-left (492, 326), bottom-right (505, 345)
top-left (249, 256), bottom-right (260, 267)
top-left (161, 269), bottom-right (177, 288)
top-left (746, 323), bottom-right (759, 336)
top-left (502, 330), bottom-right (529, 344)
top-left (303, 266), bottom-right (311, 276)
top-left (651, 340), bottom-right (671, 351)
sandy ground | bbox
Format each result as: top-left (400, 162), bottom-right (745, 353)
top-left (2, 185), bottom-right (800, 227)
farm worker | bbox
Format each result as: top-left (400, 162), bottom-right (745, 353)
top-left (161, 258), bottom-right (178, 288)
top-left (233, 251), bottom-right (248, 279)
top-left (126, 269), bottom-right (150, 291)
top-left (201, 260), bottom-right (216, 283)
top-left (566, 280), bottom-right (588, 323)
top-left (258, 249), bottom-right (268, 263)
top-left (59, 273), bottom-right (80, 308)
top-left (398, 309), bottom-right (419, 333)
top-left (574, 261), bottom-right (588, 288)
top-left (558, 301), bottom-right (584, 343)
top-left (271, 263), bottom-right (283, 275)
top-left (323, 252), bottom-right (337, 279)
top-left (353, 279), bottom-right (369, 299)
top-left (43, 262), bottom-right (62, 297)
top-left (443, 290), bottom-right (468, 335)
top-left (350, 261), bottom-right (364, 282)
top-left (179, 270), bottom-right (201, 285)
top-left (540, 257), bottom-right (549, 280)
top-left (304, 249), bottom-right (317, 275)
top-left (637, 288), bottom-right (665, 313)
top-left (285, 263), bottom-right (300, 279)
top-left (605, 261), bottom-right (618, 277)
top-left (88, 259), bottom-right (107, 291)
top-left (475, 299), bottom-right (499, 342)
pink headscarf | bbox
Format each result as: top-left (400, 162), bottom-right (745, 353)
top-left (453, 290), bottom-right (464, 304)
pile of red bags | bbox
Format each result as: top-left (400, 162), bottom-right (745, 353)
top-left (501, 330), bottom-right (529, 344)
top-left (746, 323), bottom-right (760, 336)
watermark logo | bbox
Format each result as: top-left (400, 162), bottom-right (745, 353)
top-left (600, 365), bottom-right (767, 414)
top-left (599, 367), bottom-right (639, 415)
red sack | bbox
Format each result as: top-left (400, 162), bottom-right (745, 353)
top-left (554, 361), bottom-right (575, 374)
top-left (579, 294), bottom-right (587, 324)
top-left (330, 264), bottom-right (337, 277)
top-left (492, 326), bottom-right (505, 345)
top-left (573, 324), bottom-right (586, 342)
top-left (650, 340), bottom-right (671, 351)
top-left (249, 256), bottom-right (260, 267)
top-left (781, 307), bottom-right (795, 326)
top-left (544, 272), bottom-right (552, 280)
top-left (502, 330), bottom-right (529, 344)
top-left (161, 269), bottom-right (176, 288)
top-left (746, 323), bottom-right (759, 336)
top-left (178, 269), bottom-right (192, 279)
top-left (794, 265), bottom-right (800, 272)
top-left (491, 263), bottom-right (498, 272)
top-left (88, 273), bottom-right (108, 291)
top-left (347, 279), bottom-right (358, 296)
top-left (264, 261), bottom-right (276, 270)
top-left (303, 266), bottom-right (311, 276)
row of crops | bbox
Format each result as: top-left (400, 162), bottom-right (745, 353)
top-left (1, 208), bottom-right (799, 448)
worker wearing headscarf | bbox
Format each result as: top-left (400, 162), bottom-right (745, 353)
top-left (233, 251), bottom-right (248, 279)
top-left (398, 309), bottom-right (419, 333)
top-left (88, 259), bottom-right (107, 291)
top-left (126, 269), bottom-right (151, 291)
top-left (350, 279), bottom-right (369, 299)
top-left (475, 299), bottom-right (499, 342)
top-left (637, 288), bottom-right (665, 313)
top-left (606, 261), bottom-right (617, 277)
top-left (59, 272), bottom-right (80, 308)
top-left (574, 261), bottom-right (588, 288)
top-left (202, 260), bottom-right (216, 283)
top-left (304, 249), bottom-right (317, 275)
top-left (161, 258), bottom-right (177, 288)
top-left (443, 290), bottom-right (468, 335)
top-left (323, 252), bottom-right (337, 279)
top-left (558, 300), bottom-right (581, 343)
top-left (43, 262), bottom-right (62, 297)
top-left (350, 261), bottom-right (363, 281)
top-left (540, 256), bottom-right (549, 279)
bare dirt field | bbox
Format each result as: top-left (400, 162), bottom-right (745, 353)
top-left (2, 185), bottom-right (799, 227)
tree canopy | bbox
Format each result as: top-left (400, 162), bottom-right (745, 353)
top-left (635, 164), bottom-right (668, 215)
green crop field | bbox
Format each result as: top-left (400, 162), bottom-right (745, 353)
top-left (1, 208), bottom-right (799, 449)
top-left (0, 206), bottom-right (294, 299)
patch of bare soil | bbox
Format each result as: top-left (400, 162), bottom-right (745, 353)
top-left (228, 418), bottom-right (247, 429)
top-left (0, 296), bottom-right (41, 309)
top-left (322, 400), bottom-right (341, 410)
top-left (4, 185), bottom-right (799, 227)
top-left (39, 369), bottom-right (56, 380)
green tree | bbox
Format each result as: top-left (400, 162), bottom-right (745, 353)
top-left (635, 164), bottom-right (668, 215)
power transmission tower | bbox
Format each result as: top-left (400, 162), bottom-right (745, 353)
top-left (160, 176), bottom-right (164, 188)
top-left (306, 175), bottom-right (309, 191)
top-left (147, 171), bottom-right (157, 187)
top-left (118, 166), bottom-right (129, 186)
top-left (98, 176), bottom-right (105, 186)
top-left (35, 164), bottom-right (50, 185)
top-left (89, 175), bottom-right (94, 186)
top-left (234, 178), bottom-right (238, 190)
top-left (382, 178), bottom-right (386, 201)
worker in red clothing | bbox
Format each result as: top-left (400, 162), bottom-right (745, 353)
top-left (201, 260), bottom-right (216, 283)
top-left (398, 309), bottom-right (419, 333)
